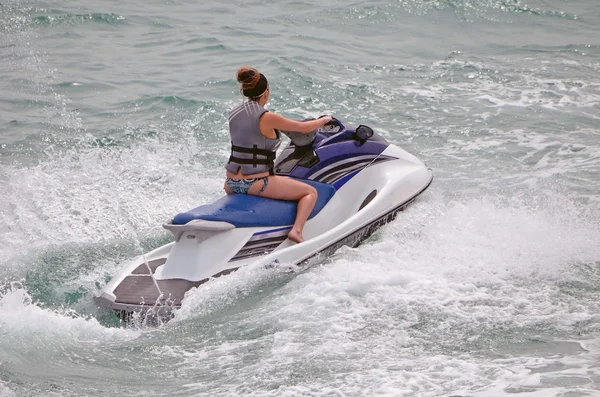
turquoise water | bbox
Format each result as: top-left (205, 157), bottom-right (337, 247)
top-left (1, 0), bottom-right (600, 396)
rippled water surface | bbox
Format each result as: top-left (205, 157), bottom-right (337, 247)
top-left (1, 0), bottom-right (599, 396)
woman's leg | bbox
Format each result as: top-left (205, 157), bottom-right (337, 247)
top-left (248, 176), bottom-right (317, 243)
top-left (224, 181), bottom-right (232, 195)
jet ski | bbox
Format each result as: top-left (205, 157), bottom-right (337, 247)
top-left (95, 117), bottom-right (433, 321)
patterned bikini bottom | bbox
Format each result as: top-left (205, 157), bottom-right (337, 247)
top-left (225, 176), bottom-right (269, 195)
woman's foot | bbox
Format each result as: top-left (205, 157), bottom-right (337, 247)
top-left (288, 228), bottom-right (304, 243)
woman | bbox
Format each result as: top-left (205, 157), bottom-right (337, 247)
top-left (225, 66), bottom-right (332, 244)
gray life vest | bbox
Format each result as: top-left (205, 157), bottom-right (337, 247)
top-left (225, 101), bottom-right (281, 175)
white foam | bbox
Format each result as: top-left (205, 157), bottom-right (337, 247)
top-left (0, 382), bottom-right (16, 397)
top-left (173, 259), bottom-right (294, 322)
top-left (0, 286), bottom-right (139, 344)
top-left (160, 189), bottom-right (600, 395)
top-left (0, 136), bottom-right (226, 274)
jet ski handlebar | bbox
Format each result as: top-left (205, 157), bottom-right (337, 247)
top-left (281, 115), bottom-right (344, 147)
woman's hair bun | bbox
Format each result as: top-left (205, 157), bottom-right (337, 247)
top-left (237, 66), bottom-right (260, 90)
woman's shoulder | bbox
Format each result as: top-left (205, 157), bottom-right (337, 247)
top-left (261, 110), bottom-right (284, 120)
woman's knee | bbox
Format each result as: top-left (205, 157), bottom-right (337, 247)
top-left (304, 185), bottom-right (318, 199)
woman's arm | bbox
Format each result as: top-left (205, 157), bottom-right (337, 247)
top-left (262, 113), bottom-right (332, 134)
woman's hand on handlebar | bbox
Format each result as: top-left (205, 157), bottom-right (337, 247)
top-left (319, 116), bottom-right (332, 126)
top-left (296, 116), bottom-right (331, 134)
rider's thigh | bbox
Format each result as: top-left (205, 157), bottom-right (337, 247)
top-left (249, 175), bottom-right (316, 201)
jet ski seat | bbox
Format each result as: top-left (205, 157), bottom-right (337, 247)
top-left (171, 179), bottom-right (336, 228)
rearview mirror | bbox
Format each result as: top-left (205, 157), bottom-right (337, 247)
top-left (355, 125), bottom-right (374, 142)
